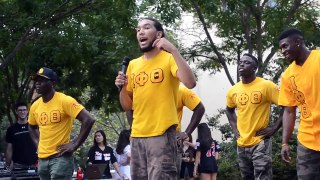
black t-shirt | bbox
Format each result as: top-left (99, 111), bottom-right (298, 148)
top-left (87, 145), bottom-right (117, 178)
top-left (5, 122), bottom-right (38, 165)
top-left (196, 139), bottom-right (220, 173)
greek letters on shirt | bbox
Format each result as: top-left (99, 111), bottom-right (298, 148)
top-left (94, 151), bottom-right (111, 161)
top-left (35, 110), bottom-right (61, 125)
top-left (131, 68), bottom-right (164, 88)
top-left (234, 91), bottom-right (262, 106)
top-left (289, 76), bottom-right (311, 118)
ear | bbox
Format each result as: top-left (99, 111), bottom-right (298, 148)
top-left (156, 31), bottom-right (163, 38)
top-left (294, 38), bottom-right (301, 47)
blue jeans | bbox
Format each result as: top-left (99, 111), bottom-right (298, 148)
top-left (38, 155), bottom-right (74, 180)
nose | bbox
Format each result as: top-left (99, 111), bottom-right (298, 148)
top-left (281, 47), bottom-right (287, 55)
top-left (138, 28), bottom-right (145, 36)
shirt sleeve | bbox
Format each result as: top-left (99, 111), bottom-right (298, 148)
top-left (5, 127), bottom-right (13, 143)
top-left (28, 103), bottom-right (38, 125)
top-left (126, 62), bottom-right (133, 93)
top-left (267, 81), bottom-right (279, 105)
top-left (195, 139), bottom-right (200, 152)
top-left (226, 88), bottom-right (236, 108)
top-left (124, 145), bottom-right (130, 155)
top-left (87, 147), bottom-right (95, 163)
top-left (110, 147), bottom-right (117, 164)
top-left (62, 96), bottom-right (85, 119)
top-left (169, 54), bottom-right (178, 78)
top-left (279, 75), bottom-right (297, 106)
top-left (214, 141), bottom-right (221, 152)
top-left (182, 87), bottom-right (201, 110)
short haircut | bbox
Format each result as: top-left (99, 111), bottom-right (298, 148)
top-left (141, 17), bottom-right (165, 37)
top-left (243, 53), bottom-right (259, 67)
top-left (15, 101), bottom-right (27, 110)
top-left (278, 28), bottom-right (304, 41)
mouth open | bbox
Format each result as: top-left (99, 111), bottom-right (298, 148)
top-left (139, 37), bottom-right (147, 43)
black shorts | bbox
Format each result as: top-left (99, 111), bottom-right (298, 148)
top-left (199, 163), bottom-right (218, 174)
top-left (180, 162), bottom-right (194, 178)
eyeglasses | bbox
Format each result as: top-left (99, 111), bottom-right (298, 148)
top-left (17, 109), bottom-right (27, 112)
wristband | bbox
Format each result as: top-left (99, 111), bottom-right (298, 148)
top-left (281, 143), bottom-right (289, 147)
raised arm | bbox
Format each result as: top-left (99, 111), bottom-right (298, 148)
top-left (172, 49), bottom-right (196, 88)
top-left (281, 106), bottom-right (296, 163)
top-left (152, 38), bottom-right (196, 88)
top-left (225, 106), bottom-right (239, 138)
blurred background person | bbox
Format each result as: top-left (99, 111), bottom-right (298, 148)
top-left (87, 130), bottom-right (124, 179)
top-left (5, 101), bottom-right (37, 170)
top-left (194, 123), bottom-right (220, 180)
top-left (114, 129), bottom-right (131, 180)
top-left (180, 135), bottom-right (196, 180)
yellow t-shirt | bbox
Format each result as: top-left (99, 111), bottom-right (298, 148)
top-left (226, 77), bottom-right (279, 147)
top-left (126, 50), bottom-right (179, 137)
top-left (279, 50), bottom-right (320, 151)
top-left (28, 92), bottom-right (84, 158)
top-left (176, 85), bottom-right (201, 132)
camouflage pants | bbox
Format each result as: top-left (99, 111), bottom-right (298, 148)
top-left (237, 139), bottom-right (272, 180)
top-left (297, 141), bottom-right (320, 180)
top-left (130, 126), bottom-right (178, 180)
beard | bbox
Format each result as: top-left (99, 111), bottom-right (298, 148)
top-left (139, 36), bottom-right (157, 53)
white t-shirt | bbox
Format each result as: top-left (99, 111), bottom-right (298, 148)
top-left (114, 145), bottom-right (131, 180)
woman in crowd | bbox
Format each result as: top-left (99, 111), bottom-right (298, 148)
top-left (114, 129), bottom-right (131, 180)
top-left (180, 135), bottom-right (196, 180)
top-left (87, 130), bottom-right (124, 179)
top-left (194, 123), bottom-right (220, 180)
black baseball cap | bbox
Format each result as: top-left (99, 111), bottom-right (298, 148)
top-left (32, 67), bottom-right (58, 82)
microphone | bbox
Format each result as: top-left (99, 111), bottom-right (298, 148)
top-left (119, 57), bottom-right (131, 91)
top-left (121, 56), bottom-right (130, 74)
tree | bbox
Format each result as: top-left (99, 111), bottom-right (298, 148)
top-left (182, 0), bottom-right (320, 84)
top-left (0, 0), bottom-right (141, 155)
top-left (0, 0), bottom-right (139, 126)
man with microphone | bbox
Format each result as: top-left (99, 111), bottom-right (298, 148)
top-left (115, 17), bottom-right (196, 180)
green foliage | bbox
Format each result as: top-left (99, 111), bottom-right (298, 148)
top-left (217, 140), bottom-right (241, 179)
top-left (177, 0), bottom-right (320, 84)
top-left (0, 0), bottom-right (139, 125)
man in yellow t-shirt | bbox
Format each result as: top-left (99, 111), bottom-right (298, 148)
top-left (278, 28), bottom-right (320, 179)
top-left (176, 85), bottom-right (205, 178)
top-left (115, 17), bottom-right (196, 180)
top-left (176, 85), bottom-right (204, 134)
top-left (28, 67), bottom-right (95, 180)
top-left (225, 54), bottom-right (282, 180)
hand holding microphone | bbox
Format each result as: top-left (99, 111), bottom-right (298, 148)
top-left (115, 57), bottom-right (130, 91)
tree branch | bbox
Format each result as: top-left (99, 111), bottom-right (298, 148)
top-left (0, 0), bottom-right (95, 70)
top-left (191, 1), bottom-right (235, 85)
top-left (259, 0), bottom-right (304, 76)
